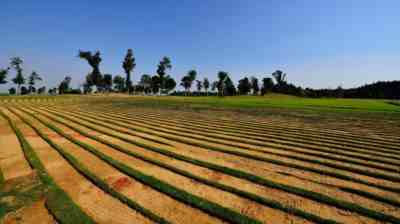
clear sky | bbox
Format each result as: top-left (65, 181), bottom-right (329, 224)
top-left (0, 0), bottom-right (399, 91)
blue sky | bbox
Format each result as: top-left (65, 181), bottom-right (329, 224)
top-left (0, 0), bottom-right (399, 91)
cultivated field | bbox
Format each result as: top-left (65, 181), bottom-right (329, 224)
top-left (0, 95), bottom-right (400, 224)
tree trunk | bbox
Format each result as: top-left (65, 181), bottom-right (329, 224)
top-left (126, 71), bottom-right (131, 95)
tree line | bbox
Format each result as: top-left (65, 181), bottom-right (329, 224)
top-left (0, 57), bottom-right (45, 95)
top-left (1, 51), bottom-right (399, 99)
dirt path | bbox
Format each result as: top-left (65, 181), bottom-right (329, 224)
top-left (0, 108), bottom-right (32, 181)
top-left (2, 200), bottom-right (54, 224)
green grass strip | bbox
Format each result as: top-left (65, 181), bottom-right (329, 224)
top-left (30, 106), bottom-right (400, 223)
top-left (17, 108), bottom-right (262, 224)
top-left (29, 107), bottom-right (343, 224)
top-left (46, 107), bottom-right (400, 191)
top-left (0, 110), bottom-right (96, 224)
top-left (0, 166), bottom-right (4, 188)
top-left (80, 108), bottom-right (400, 172)
top-left (7, 108), bottom-right (171, 224)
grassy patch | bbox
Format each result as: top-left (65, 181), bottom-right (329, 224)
top-left (0, 175), bottom-right (46, 220)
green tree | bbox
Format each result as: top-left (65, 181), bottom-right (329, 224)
top-left (28, 71), bottom-right (42, 93)
top-left (261, 77), bottom-right (274, 95)
top-left (0, 67), bottom-right (9, 85)
top-left (122, 49), bottom-right (136, 94)
top-left (113, 75), bottom-right (125, 92)
top-left (272, 70), bottom-right (286, 86)
top-left (156, 57), bottom-right (172, 93)
top-left (238, 77), bottom-right (251, 95)
top-left (225, 76), bottom-right (236, 96)
top-left (10, 57), bottom-right (25, 94)
top-left (180, 76), bottom-right (191, 96)
top-left (211, 81), bottom-right (218, 92)
top-left (217, 71), bottom-right (229, 96)
top-left (203, 78), bottom-right (210, 96)
top-left (151, 75), bottom-right (161, 94)
top-left (59, 76), bottom-right (72, 94)
top-left (103, 74), bottom-right (113, 92)
top-left (78, 50), bottom-right (103, 89)
top-left (38, 86), bottom-right (46, 94)
top-left (164, 75), bottom-right (176, 93)
top-left (139, 74), bottom-right (152, 94)
top-left (250, 76), bottom-right (259, 95)
top-left (196, 80), bottom-right (203, 92)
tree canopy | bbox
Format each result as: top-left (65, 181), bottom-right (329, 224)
top-left (122, 49), bottom-right (136, 93)
top-left (79, 50), bottom-right (103, 88)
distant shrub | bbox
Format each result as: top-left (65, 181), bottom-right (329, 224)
top-left (20, 86), bottom-right (29, 95)
top-left (9, 87), bottom-right (16, 95)
top-left (64, 89), bottom-right (82, 94)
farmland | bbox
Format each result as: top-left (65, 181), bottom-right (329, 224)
top-left (0, 95), bottom-right (400, 224)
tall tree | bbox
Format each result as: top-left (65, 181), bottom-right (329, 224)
top-left (10, 57), bottom-right (25, 94)
top-left (122, 49), bottom-right (136, 94)
top-left (139, 74), bottom-right (152, 94)
top-left (103, 74), bottom-right (113, 92)
top-left (113, 75), bottom-right (125, 92)
top-left (156, 57), bottom-right (172, 93)
top-left (203, 78), bottom-right (210, 96)
top-left (180, 70), bottom-right (197, 95)
top-left (224, 76), bottom-right (236, 96)
top-left (238, 77), bottom-right (251, 95)
top-left (180, 76), bottom-right (191, 96)
top-left (28, 71), bottom-right (42, 93)
top-left (0, 67), bottom-right (9, 85)
top-left (261, 77), bottom-right (274, 95)
top-left (272, 70), bottom-right (287, 86)
top-left (196, 80), bottom-right (203, 92)
top-left (211, 81), bottom-right (218, 92)
top-left (78, 50), bottom-right (103, 90)
top-left (164, 75), bottom-right (177, 93)
top-left (250, 76), bottom-right (259, 95)
top-left (217, 71), bottom-right (228, 96)
top-left (59, 76), bottom-right (72, 94)
top-left (151, 75), bottom-right (161, 94)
